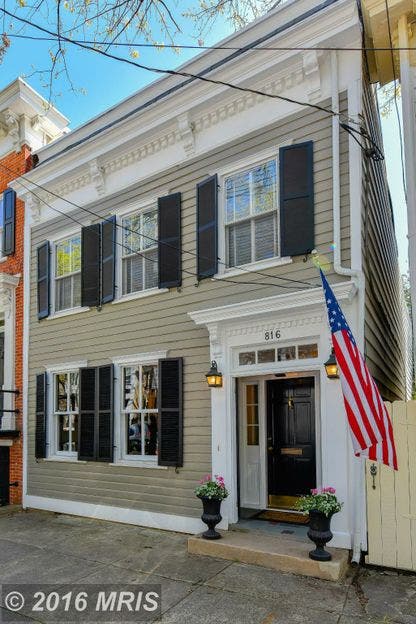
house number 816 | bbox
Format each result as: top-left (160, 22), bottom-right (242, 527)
top-left (264, 330), bottom-right (281, 341)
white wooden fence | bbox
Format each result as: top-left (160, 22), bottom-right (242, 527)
top-left (365, 401), bottom-right (416, 571)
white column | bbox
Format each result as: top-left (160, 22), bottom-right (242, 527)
top-left (0, 274), bottom-right (19, 430)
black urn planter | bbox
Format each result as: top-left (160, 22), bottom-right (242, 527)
top-left (199, 496), bottom-right (222, 539)
top-left (307, 510), bottom-right (334, 561)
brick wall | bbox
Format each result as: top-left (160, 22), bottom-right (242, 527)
top-left (0, 144), bottom-right (32, 504)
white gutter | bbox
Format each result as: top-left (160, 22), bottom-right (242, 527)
top-left (330, 50), bottom-right (365, 564)
top-left (22, 204), bottom-right (31, 510)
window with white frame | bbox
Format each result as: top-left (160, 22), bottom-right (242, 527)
top-left (53, 371), bottom-right (79, 455)
top-left (121, 208), bottom-right (158, 295)
top-left (122, 363), bottom-right (158, 459)
top-left (54, 235), bottom-right (81, 312)
top-left (225, 158), bottom-right (278, 268)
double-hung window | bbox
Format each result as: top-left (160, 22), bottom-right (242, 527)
top-left (53, 371), bottom-right (79, 456)
top-left (54, 235), bottom-right (81, 312)
top-left (121, 208), bottom-right (158, 295)
top-left (122, 363), bottom-right (158, 459)
top-left (0, 194), bottom-right (4, 258)
top-left (225, 159), bottom-right (278, 268)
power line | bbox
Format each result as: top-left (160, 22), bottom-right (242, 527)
top-left (6, 32), bottom-right (416, 52)
top-left (384, 0), bottom-right (407, 201)
top-left (0, 159), bottom-right (318, 291)
top-left (0, 7), bottom-right (360, 128)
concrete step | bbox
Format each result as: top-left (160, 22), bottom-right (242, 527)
top-left (188, 529), bottom-right (349, 582)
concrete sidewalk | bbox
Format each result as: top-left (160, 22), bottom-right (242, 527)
top-left (0, 510), bottom-right (414, 623)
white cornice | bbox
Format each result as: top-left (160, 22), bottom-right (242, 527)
top-left (111, 350), bottom-right (168, 365)
top-left (189, 281), bottom-right (357, 326)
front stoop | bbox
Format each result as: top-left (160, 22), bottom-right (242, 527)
top-left (188, 531), bottom-right (349, 582)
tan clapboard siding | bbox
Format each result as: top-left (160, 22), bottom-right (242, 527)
top-left (361, 79), bottom-right (407, 401)
top-left (366, 401), bottom-right (416, 571)
top-left (27, 98), bottom-right (351, 517)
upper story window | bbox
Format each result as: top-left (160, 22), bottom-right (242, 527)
top-left (0, 194), bottom-right (3, 257)
top-left (54, 235), bottom-right (81, 312)
top-left (121, 208), bottom-right (158, 296)
top-left (53, 370), bottom-right (79, 456)
top-left (225, 159), bottom-right (278, 268)
top-left (122, 363), bottom-right (158, 459)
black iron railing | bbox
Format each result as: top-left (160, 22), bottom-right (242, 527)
top-left (0, 389), bottom-right (19, 431)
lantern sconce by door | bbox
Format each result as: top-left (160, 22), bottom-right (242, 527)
top-left (206, 361), bottom-right (223, 388)
top-left (324, 348), bottom-right (339, 379)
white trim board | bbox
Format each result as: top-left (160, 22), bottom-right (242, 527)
top-left (24, 495), bottom-right (205, 535)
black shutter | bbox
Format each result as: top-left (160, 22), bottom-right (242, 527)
top-left (197, 175), bottom-right (218, 279)
top-left (2, 188), bottom-right (16, 256)
top-left (97, 364), bottom-right (114, 462)
top-left (280, 141), bottom-right (314, 257)
top-left (158, 193), bottom-right (181, 289)
top-left (78, 367), bottom-right (96, 461)
top-left (81, 223), bottom-right (101, 307)
top-left (35, 372), bottom-right (47, 459)
top-left (101, 217), bottom-right (116, 304)
top-left (37, 242), bottom-right (50, 320)
top-left (158, 358), bottom-right (183, 467)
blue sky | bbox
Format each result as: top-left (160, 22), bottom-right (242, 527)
top-left (0, 6), bottom-right (408, 274)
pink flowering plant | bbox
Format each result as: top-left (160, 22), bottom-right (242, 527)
top-left (194, 474), bottom-right (229, 501)
top-left (296, 487), bottom-right (343, 517)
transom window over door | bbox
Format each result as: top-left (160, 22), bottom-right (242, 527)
top-left (122, 364), bottom-right (158, 459)
top-left (225, 159), bottom-right (278, 268)
top-left (54, 371), bottom-right (79, 455)
top-left (122, 208), bottom-right (158, 295)
top-left (55, 235), bottom-right (81, 311)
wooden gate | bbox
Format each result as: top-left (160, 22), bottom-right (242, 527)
top-left (366, 401), bottom-right (416, 571)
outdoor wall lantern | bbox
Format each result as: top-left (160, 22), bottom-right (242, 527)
top-left (205, 361), bottom-right (223, 388)
top-left (324, 348), bottom-right (339, 379)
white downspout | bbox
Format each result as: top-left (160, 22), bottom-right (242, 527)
top-left (330, 50), bottom-right (365, 564)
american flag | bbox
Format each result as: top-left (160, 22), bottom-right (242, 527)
top-left (320, 270), bottom-right (398, 470)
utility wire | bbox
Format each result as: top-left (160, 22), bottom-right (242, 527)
top-left (5, 32), bottom-right (416, 52)
top-left (0, 159), bottom-right (318, 291)
top-left (0, 7), bottom-right (361, 128)
top-left (384, 0), bottom-right (407, 201)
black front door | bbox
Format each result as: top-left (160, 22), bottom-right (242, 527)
top-left (267, 378), bottom-right (316, 508)
top-left (0, 446), bottom-right (9, 506)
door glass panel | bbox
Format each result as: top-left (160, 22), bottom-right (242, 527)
top-left (246, 384), bottom-right (259, 446)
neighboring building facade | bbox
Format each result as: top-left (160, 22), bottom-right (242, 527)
top-left (16, 0), bottom-right (408, 559)
top-left (0, 78), bottom-right (67, 506)
top-left (362, 0), bottom-right (416, 367)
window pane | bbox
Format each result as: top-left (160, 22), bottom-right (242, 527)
top-left (227, 221), bottom-right (251, 267)
top-left (58, 414), bottom-right (70, 451)
top-left (255, 213), bottom-right (276, 261)
top-left (233, 171), bottom-right (250, 221)
top-left (278, 346), bottom-right (296, 361)
top-left (123, 214), bottom-right (141, 254)
top-left (73, 273), bottom-right (81, 308)
top-left (71, 236), bottom-right (81, 272)
top-left (253, 160), bottom-right (277, 215)
top-left (225, 178), bottom-right (234, 223)
top-left (144, 249), bottom-right (158, 289)
top-left (298, 343), bottom-right (319, 359)
top-left (142, 365), bottom-right (158, 410)
top-left (258, 349), bottom-right (275, 363)
top-left (142, 210), bottom-right (157, 250)
top-left (56, 239), bottom-right (71, 277)
top-left (246, 405), bottom-right (258, 425)
top-left (127, 413), bottom-right (142, 455)
top-left (239, 352), bottom-right (256, 366)
top-left (124, 367), bottom-right (140, 411)
top-left (69, 372), bottom-right (79, 412)
top-left (55, 275), bottom-right (72, 311)
top-left (123, 255), bottom-right (143, 295)
top-left (144, 413), bottom-right (158, 456)
top-left (56, 374), bottom-right (68, 411)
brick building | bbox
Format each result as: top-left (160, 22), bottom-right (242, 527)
top-left (0, 78), bottom-right (67, 505)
